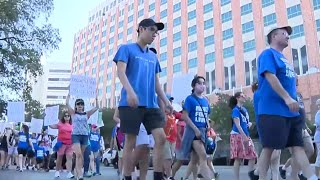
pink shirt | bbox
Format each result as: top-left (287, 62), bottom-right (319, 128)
top-left (58, 122), bottom-right (72, 145)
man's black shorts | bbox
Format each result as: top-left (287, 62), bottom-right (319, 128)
top-left (118, 107), bottom-right (165, 135)
top-left (258, 115), bottom-right (304, 149)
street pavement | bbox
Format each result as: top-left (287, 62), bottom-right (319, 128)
top-left (0, 165), bottom-right (306, 180)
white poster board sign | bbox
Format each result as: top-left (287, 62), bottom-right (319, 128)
top-left (88, 111), bottom-right (98, 125)
top-left (44, 105), bottom-right (59, 126)
top-left (30, 118), bottom-right (43, 134)
top-left (48, 126), bottom-right (58, 136)
top-left (171, 74), bottom-right (194, 103)
top-left (70, 75), bottom-right (96, 98)
top-left (7, 102), bottom-right (25, 123)
top-left (97, 111), bottom-right (104, 127)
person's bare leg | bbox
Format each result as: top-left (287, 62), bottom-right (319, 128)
top-left (89, 152), bottom-right (95, 173)
top-left (270, 150), bottom-right (281, 180)
top-left (133, 145), bottom-right (149, 180)
top-left (192, 140), bottom-right (213, 179)
top-left (233, 159), bottom-right (241, 180)
top-left (258, 148), bottom-right (273, 180)
top-left (207, 159), bottom-right (216, 175)
top-left (66, 154), bottom-right (73, 173)
top-left (172, 160), bottom-right (182, 177)
top-left (56, 155), bottom-right (63, 171)
top-left (291, 146), bottom-right (316, 179)
top-left (151, 128), bottom-right (166, 173)
top-left (290, 155), bottom-right (300, 180)
top-left (122, 134), bottom-right (137, 177)
top-left (72, 144), bottom-right (83, 178)
top-left (0, 151), bottom-right (5, 167)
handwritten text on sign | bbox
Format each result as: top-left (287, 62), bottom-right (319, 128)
top-left (7, 102), bottom-right (25, 123)
top-left (44, 106), bottom-right (59, 126)
top-left (70, 75), bottom-right (96, 98)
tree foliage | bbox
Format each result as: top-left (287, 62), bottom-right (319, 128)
top-left (0, 0), bottom-right (61, 99)
top-left (100, 108), bottom-right (116, 145)
top-left (22, 82), bottom-right (43, 122)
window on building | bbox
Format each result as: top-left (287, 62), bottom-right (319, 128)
top-left (128, 15), bottom-right (133, 22)
top-left (204, 18), bottom-right (214, 29)
top-left (118, 32), bottom-right (123, 39)
top-left (188, 58), bottom-right (197, 69)
top-left (314, 0), bottom-right (320, 10)
top-left (205, 52), bottom-right (215, 64)
top-left (102, 31), bottom-right (107, 37)
top-left (160, 67), bottom-right (167, 77)
top-left (110, 25), bottom-right (114, 33)
top-left (93, 56), bottom-right (98, 63)
top-left (119, 21), bottom-right (124, 28)
top-left (160, 37), bottom-right (167, 47)
top-left (138, 9), bottom-right (144, 17)
top-left (173, 47), bottom-right (181, 57)
top-left (101, 41), bottom-right (106, 48)
top-left (106, 86), bottom-right (111, 93)
top-left (291, 24), bottom-right (304, 39)
top-left (224, 67), bottom-right (229, 90)
top-left (160, 10), bottom-right (167, 19)
top-left (109, 37), bottom-right (114, 44)
top-left (204, 3), bottom-right (213, 14)
top-left (188, 0), bottom-right (196, 6)
top-left (263, 13), bottom-right (277, 26)
top-left (241, 3), bottom-right (252, 16)
top-left (316, 19), bottom-right (320, 31)
top-left (243, 40), bottom-right (256, 52)
top-left (231, 64), bottom-right (235, 88)
top-left (287, 4), bottom-right (301, 19)
top-left (173, 2), bottom-right (181, 12)
top-left (221, 0), bottom-right (231, 6)
top-left (127, 27), bottom-right (133, 35)
top-left (221, 11), bottom-right (232, 23)
top-left (161, 0), bottom-right (167, 5)
top-left (100, 52), bottom-right (105, 60)
top-left (173, 63), bottom-right (181, 73)
top-left (188, 41), bottom-right (197, 52)
top-left (188, 10), bottom-right (196, 20)
top-left (242, 21), bottom-right (254, 33)
top-left (188, 25), bottom-right (197, 36)
top-left (262, 0), bottom-right (274, 8)
top-left (222, 28), bottom-right (233, 40)
top-left (160, 52), bottom-right (167, 62)
top-left (92, 68), bottom-right (96, 74)
top-left (149, 2), bottom-right (155, 11)
top-left (173, 31), bottom-right (181, 42)
top-left (173, 17), bottom-right (181, 26)
top-left (223, 46), bottom-right (234, 58)
top-left (204, 35), bottom-right (214, 46)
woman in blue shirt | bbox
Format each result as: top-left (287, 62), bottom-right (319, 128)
top-left (180, 76), bottom-right (214, 179)
top-left (229, 92), bottom-right (257, 180)
top-left (17, 124), bottom-right (34, 172)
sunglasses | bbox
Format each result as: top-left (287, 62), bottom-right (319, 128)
top-left (64, 115), bottom-right (70, 117)
top-left (76, 102), bottom-right (84, 106)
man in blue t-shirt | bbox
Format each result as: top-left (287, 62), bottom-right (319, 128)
top-left (113, 18), bottom-right (173, 180)
top-left (256, 25), bottom-right (316, 180)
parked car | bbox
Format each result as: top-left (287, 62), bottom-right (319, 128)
top-left (102, 148), bottom-right (117, 167)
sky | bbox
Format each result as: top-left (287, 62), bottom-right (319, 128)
top-left (45, 0), bottom-right (104, 64)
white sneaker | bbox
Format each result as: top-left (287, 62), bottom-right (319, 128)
top-left (66, 172), bottom-right (74, 179)
top-left (55, 171), bottom-right (60, 178)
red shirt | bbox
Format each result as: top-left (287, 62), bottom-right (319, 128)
top-left (164, 114), bottom-right (177, 143)
top-left (175, 120), bottom-right (186, 149)
top-left (58, 122), bottom-right (72, 145)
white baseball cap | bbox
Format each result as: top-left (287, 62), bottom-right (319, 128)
top-left (267, 25), bottom-right (293, 36)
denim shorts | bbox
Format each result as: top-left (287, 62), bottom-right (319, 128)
top-left (72, 135), bottom-right (88, 146)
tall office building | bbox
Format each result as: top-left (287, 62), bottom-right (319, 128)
top-left (71, 0), bottom-right (320, 119)
top-left (32, 62), bottom-right (71, 105)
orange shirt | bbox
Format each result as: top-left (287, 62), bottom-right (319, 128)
top-left (164, 114), bottom-right (177, 143)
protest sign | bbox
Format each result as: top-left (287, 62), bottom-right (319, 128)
top-left (97, 111), bottom-right (104, 127)
top-left (70, 75), bottom-right (96, 98)
top-left (30, 118), bottom-right (43, 134)
top-left (44, 105), bottom-right (59, 126)
top-left (88, 111), bottom-right (98, 125)
top-left (7, 102), bottom-right (25, 123)
top-left (48, 126), bottom-right (58, 136)
top-left (172, 74), bottom-right (194, 103)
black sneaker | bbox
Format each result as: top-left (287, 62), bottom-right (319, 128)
top-left (279, 166), bottom-right (286, 179)
top-left (298, 174), bottom-right (307, 180)
top-left (248, 170), bottom-right (259, 180)
top-left (214, 172), bottom-right (220, 178)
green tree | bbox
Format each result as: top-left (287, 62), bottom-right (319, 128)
top-left (22, 82), bottom-right (43, 121)
top-left (0, 0), bottom-right (61, 99)
top-left (100, 108), bottom-right (116, 146)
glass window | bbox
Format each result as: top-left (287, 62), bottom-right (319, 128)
top-left (173, 47), bottom-right (181, 57)
top-left (101, 42), bottom-right (106, 48)
top-left (205, 52), bottom-right (215, 64)
top-left (287, 4), bottom-right (302, 19)
top-left (263, 13), bottom-right (277, 26)
top-left (94, 35), bottom-right (99, 41)
top-left (160, 10), bottom-right (167, 19)
top-left (188, 58), bottom-right (197, 69)
top-left (188, 10), bottom-right (196, 20)
top-left (160, 37), bottom-right (167, 47)
top-left (128, 15), bottom-right (133, 22)
top-left (262, 0), bottom-right (274, 8)
top-left (109, 37), bottom-right (114, 44)
top-left (138, 9), bottom-right (144, 17)
top-left (173, 31), bottom-right (181, 42)
top-left (173, 63), bottom-right (181, 73)
top-left (106, 86), bottom-right (111, 93)
top-left (149, 2), bottom-right (155, 11)
top-left (81, 43), bottom-right (85, 49)
top-left (107, 73), bottom-right (112, 80)
top-left (221, 11), bottom-right (232, 23)
top-left (205, 35), bottom-right (214, 46)
top-left (127, 27), bottom-right (133, 35)
top-left (316, 19), bottom-right (320, 31)
top-left (188, 41), bottom-right (197, 52)
top-left (243, 40), bottom-right (256, 52)
top-left (118, 32), bottom-right (123, 39)
top-left (108, 49), bottom-right (113, 56)
top-left (160, 52), bottom-right (167, 62)
top-left (110, 25), bottom-right (114, 33)
top-left (291, 24), bottom-right (304, 39)
top-left (93, 56), bottom-right (98, 63)
top-left (204, 3), bottom-right (213, 14)
top-left (100, 52), bottom-right (105, 60)
top-left (160, 67), bottom-right (167, 77)
top-left (314, 0), bottom-right (320, 10)
top-left (221, 0), bottom-right (231, 6)
top-left (173, 17), bottom-right (181, 26)
top-left (188, 0), bottom-right (196, 6)
top-left (102, 31), bottom-right (107, 37)
top-left (241, 3), bottom-right (252, 16)
top-left (204, 18), bottom-right (214, 29)
top-left (242, 21), bottom-right (254, 33)
top-left (188, 25), bottom-right (197, 36)
top-left (92, 68), bottom-right (96, 74)
top-left (224, 67), bottom-right (229, 90)
top-left (173, 2), bottom-right (181, 12)
top-left (223, 46), bottom-right (234, 58)
top-left (161, 0), bottom-right (167, 5)
top-left (119, 21), bottom-right (124, 28)
top-left (222, 28), bottom-right (233, 40)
